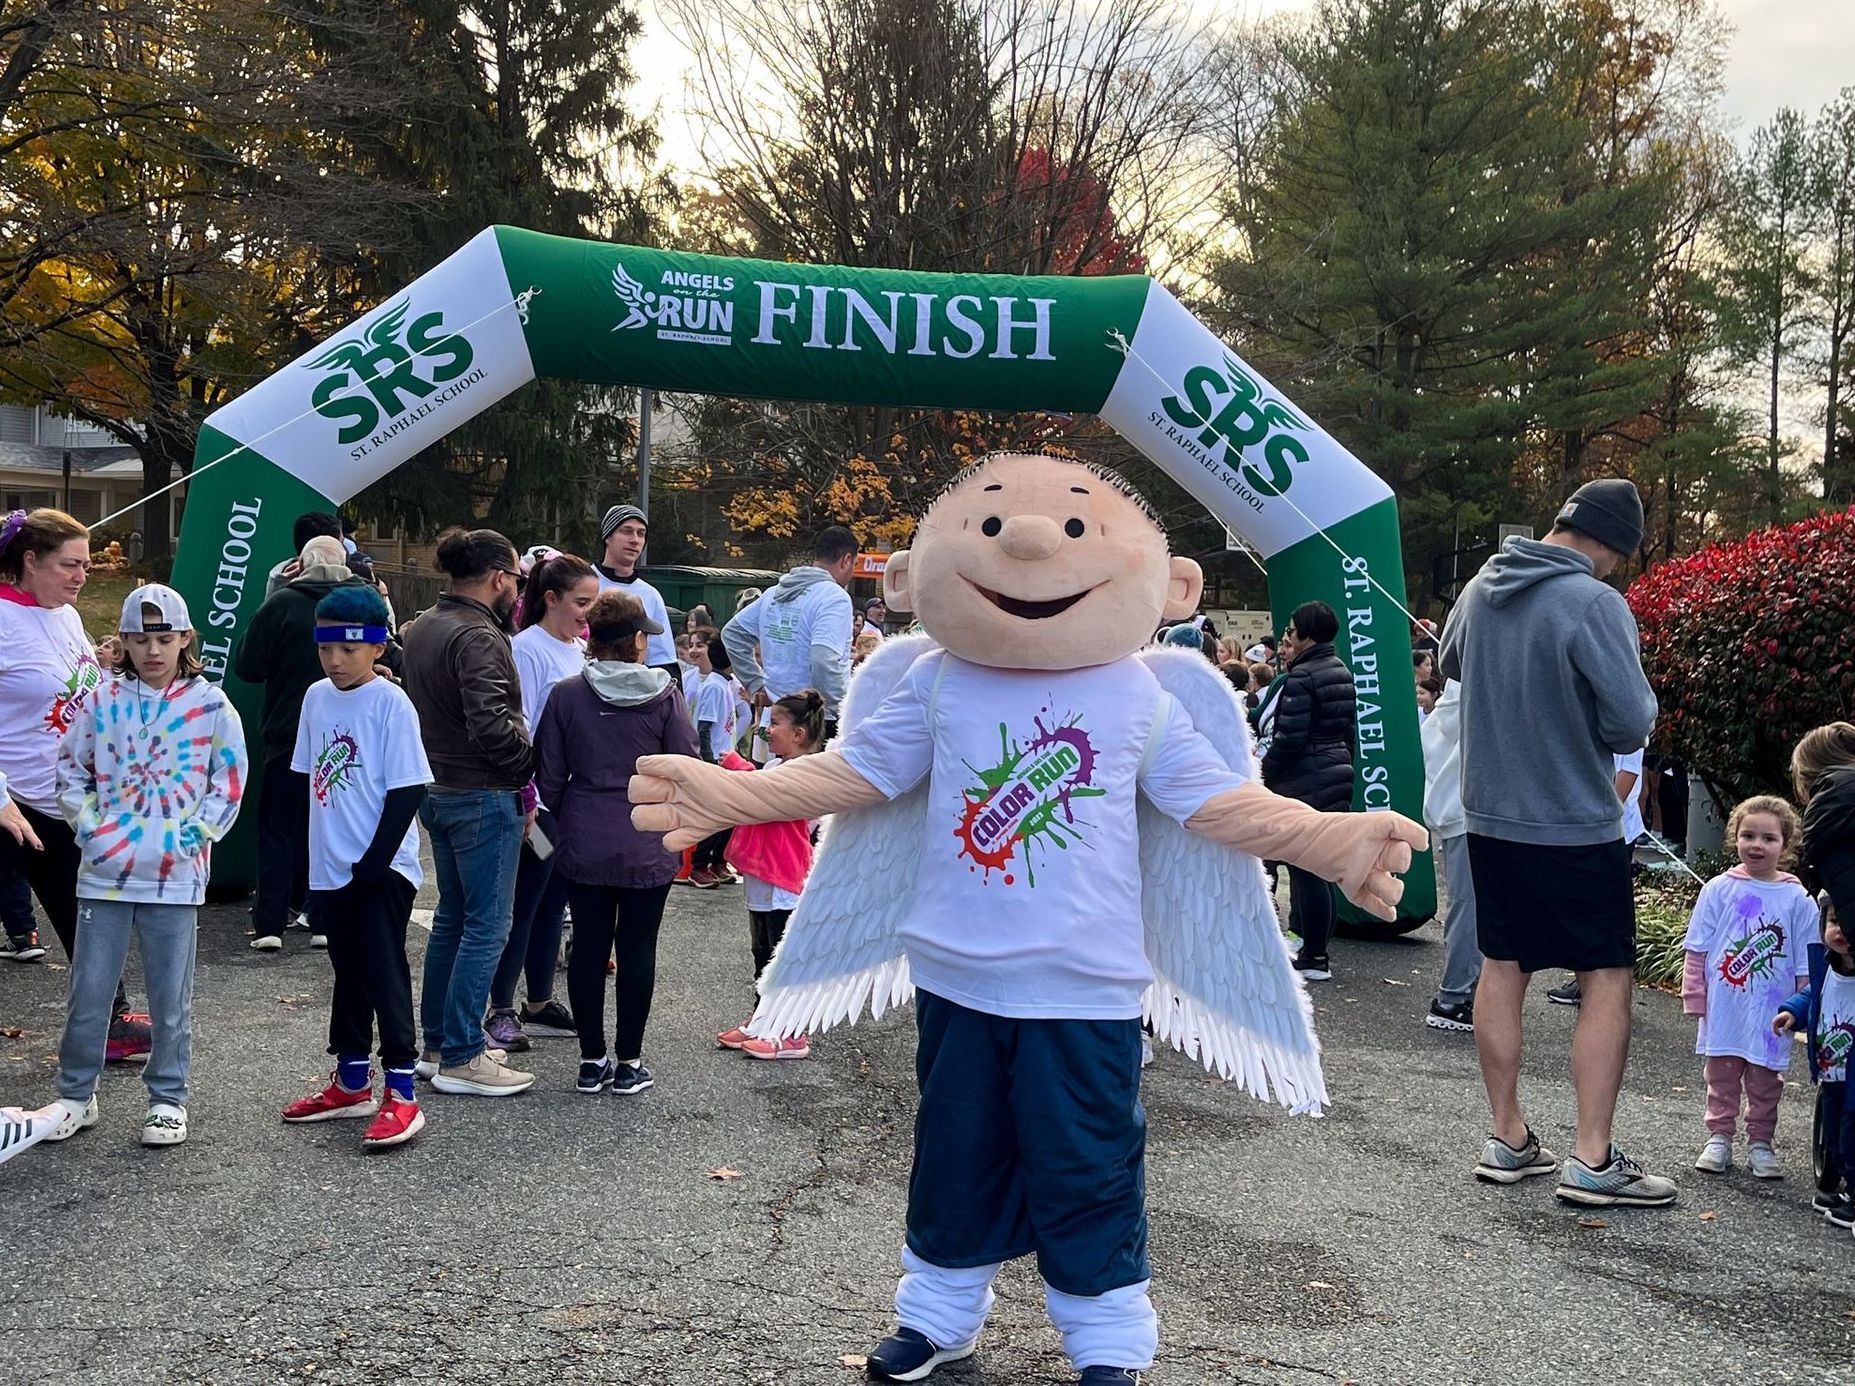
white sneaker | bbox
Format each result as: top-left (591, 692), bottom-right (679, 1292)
top-left (1694, 1133), bottom-right (1731, 1173)
top-left (42, 1095), bottom-right (99, 1142)
top-left (248, 935), bottom-right (283, 952)
top-left (288, 911), bottom-right (312, 932)
top-left (414, 1050), bottom-right (441, 1080)
top-left (309, 934), bottom-right (329, 950)
top-left (1747, 1141), bottom-right (1784, 1180)
top-left (141, 1103), bottom-right (187, 1146)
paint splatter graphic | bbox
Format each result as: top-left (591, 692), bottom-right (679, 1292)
top-left (1716, 914), bottom-right (1787, 990)
top-left (312, 729), bottom-right (363, 804)
top-left (1819, 1021), bottom-right (1855, 1078)
top-left (953, 708), bottom-right (1103, 886)
top-left (44, 653), bottom-right (101, 734)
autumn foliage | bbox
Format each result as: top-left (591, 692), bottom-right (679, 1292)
top-left (1627, 507), bottom-right (1855, 799)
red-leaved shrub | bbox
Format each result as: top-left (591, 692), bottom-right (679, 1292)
top-left (1627, 507), bottom-right (1855, 801)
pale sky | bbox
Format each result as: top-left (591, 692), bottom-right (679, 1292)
top-left (633, 0), bottom-right (1855, 175)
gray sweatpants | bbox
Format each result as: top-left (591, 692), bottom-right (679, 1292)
top-left (1436, 833), bottom-right (1484, 1008)
top-left (56, 898), bottom-right (197, 1109)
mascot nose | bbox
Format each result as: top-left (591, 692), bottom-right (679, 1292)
top-left (996, 514), bottom-right (1063, 561)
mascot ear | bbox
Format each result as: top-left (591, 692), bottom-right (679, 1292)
top-left (883, 550), bottom-right (913, 612)
top-left (1163, 556), bottom-right (1203, 622)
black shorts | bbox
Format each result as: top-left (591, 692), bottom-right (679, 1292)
top-left (1466, 833), bottom-right (1635, 973)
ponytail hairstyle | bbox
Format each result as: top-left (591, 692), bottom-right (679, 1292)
top-left (1792, 722), bottom-right (1855, 802)
top-left (0, 508), bottom-right (87, 584)
top-left (517, 551), bottom-right (596, 631)
top-left (433, 527), bottom-right (517, 585)
top-left (770, 689), bottom-right (826, 751)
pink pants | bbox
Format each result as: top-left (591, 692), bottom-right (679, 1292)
top-left (1704, 1055), bottom-right (1784, 1142)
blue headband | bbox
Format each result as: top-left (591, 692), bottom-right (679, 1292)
top-left (315, 624), bottom-right (389, 644)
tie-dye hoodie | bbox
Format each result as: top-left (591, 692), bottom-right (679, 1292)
top-left (56, 673), bottom-right (249, 904)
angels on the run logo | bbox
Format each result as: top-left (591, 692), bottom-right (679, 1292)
top-left (611, 264), bottom-right (737, 346)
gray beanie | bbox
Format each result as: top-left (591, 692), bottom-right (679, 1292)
top-left (601, 504), bottom-right (646, 542)
top-left (1555, 479), bottom-right (1642, 557)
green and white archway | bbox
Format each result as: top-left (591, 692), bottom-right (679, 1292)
top-left (173, 226), bottom-right (1432, 922)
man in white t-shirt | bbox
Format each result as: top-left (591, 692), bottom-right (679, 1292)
top-left (630, 453), bottom-right (1424, 1383)
top-left (722, 526), bottom-right (856, 732)
top-left (594, 505), bottom-right (677, 673)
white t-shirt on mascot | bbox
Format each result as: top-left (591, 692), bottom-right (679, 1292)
top-left (838, 652), bottom-right (1249, 1020)
top-left (293, 677), bottom-right (433, 891)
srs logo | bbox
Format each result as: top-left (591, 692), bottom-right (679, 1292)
top-left (1159, 354), bottom-right (1311, 497)
top-left (308, 300), bottom-right (476, 446)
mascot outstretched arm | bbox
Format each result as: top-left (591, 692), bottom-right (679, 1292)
top-left (631, 453), bottom-right (1425, 1384)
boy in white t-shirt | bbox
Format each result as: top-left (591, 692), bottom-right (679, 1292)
top-left (281, 586), bottom-right (434, 1150)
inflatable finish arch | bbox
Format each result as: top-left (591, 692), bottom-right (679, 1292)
top-left (172, 226), bottom-right (1433, 922)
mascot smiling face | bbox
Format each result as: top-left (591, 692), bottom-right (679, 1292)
top-left (883, 453), bottom-right (1204, 670)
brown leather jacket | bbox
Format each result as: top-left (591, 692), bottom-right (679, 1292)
top-left (401, 593), bottom-right (535, 790)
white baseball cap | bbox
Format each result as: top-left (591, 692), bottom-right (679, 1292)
top-left (119, 583), bottom-right (192, 633)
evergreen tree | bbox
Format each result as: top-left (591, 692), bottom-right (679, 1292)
top-left (304, 0), bottom-right (664, 550)
top-left (1207, 0), bottom-right (1712, 601)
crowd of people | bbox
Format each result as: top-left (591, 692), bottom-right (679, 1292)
top-left (0, 502), bottom-right (873, 1150)
top-left (4, 475), bottom-right (1855, 1239)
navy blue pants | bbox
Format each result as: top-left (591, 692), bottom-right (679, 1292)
top-left (906, 990), bottom-right (1149, 1298)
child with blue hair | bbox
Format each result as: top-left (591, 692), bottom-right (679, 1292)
top-left (281, 584), bottom-right (433, 1149)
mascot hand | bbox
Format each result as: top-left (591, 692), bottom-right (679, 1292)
top-left (629, 754), bottom-right (735, 852)
top-left (1187, 783), bottom-right (1428, 922)
top-left (1323, 812), bottom-right (1428, 922)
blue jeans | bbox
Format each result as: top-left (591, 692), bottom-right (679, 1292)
top-left (490, 808), bottom-right (568, 1012)
top-left (419, 789), bottom-right (523, 1066)
top-left (57, 898), bottom-right (196, 1108)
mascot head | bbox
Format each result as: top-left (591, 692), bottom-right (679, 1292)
top-left (884, 452), bottom-right (1202, 671)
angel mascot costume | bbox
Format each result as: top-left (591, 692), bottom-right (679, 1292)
top-left (631, 453), bottom-right (1426, 1384)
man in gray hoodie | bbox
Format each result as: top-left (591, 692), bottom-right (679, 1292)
top-left (722, 526), bottom-right (857, 734)
top-left (1439, 478), bottom-right (1673, 1208)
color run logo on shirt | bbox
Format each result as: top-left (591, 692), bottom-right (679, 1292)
top-left (1819, 1021), bottom-right (1855, 1077)
top-left (44, 653), bottom-right (101, 734)
top-left (954, 711), bottom-right (1103, 886)
top-left (1716, 915), bottom-right (1787, 990)
top-left (312, 729), bottom-right (363, 805)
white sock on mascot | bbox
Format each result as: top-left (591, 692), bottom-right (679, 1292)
top-left (631, 453), bottom-right (1427, 1383)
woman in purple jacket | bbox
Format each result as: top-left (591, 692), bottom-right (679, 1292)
top-left (534, 590), bottom-right (698, 1095)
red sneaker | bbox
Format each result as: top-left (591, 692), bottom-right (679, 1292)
top-left (362, 1093), bottom-right (426, 1149)
top-left (674, 846), bottom-right (694, 883)
top-left (716, 1024), bottom-right (752, 1049)
top-left (282, 1076), bottom-right (379, 1123)
top-left (687, 867), bottom-right (720, 890)
top-left (741, 1034), bottom-right (810, 1061)
top-left (106, 1012), bottom-right (152, 1064)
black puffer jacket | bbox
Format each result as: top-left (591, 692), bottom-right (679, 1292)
top-left (1803, 766), bottom-right (1855, 924)
top-left (1260, 641), bottom-right (1357, 811)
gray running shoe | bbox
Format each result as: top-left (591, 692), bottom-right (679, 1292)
top-left (1556, 1145), bottom-right (1678, 1207)
top-left (1475, 1128), bottom-right (1558, 1184)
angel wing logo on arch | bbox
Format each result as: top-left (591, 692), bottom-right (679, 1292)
top-left (611, 263), bottom-right (656, 332)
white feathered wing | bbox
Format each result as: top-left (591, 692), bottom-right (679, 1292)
top-left (745, 634), bottom-right (934, 1039)
top-left (1134, 647), bottom-right (1328, 1114)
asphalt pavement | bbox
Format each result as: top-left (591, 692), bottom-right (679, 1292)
top-left (2, 877), bottom-right (1851, 1386)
